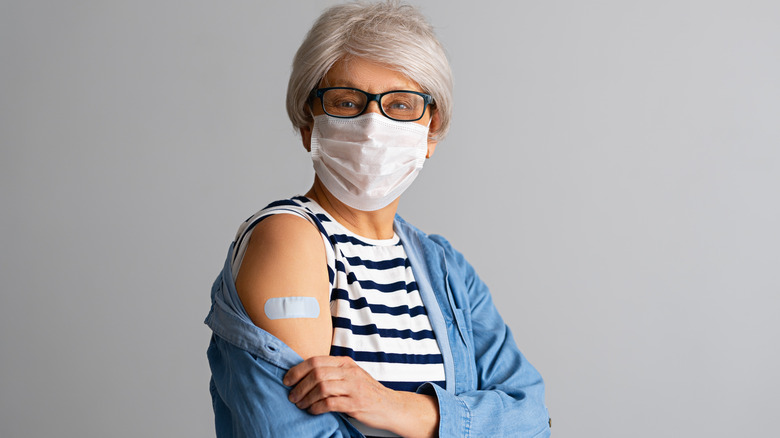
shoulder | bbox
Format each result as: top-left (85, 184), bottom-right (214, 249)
top-left (395, 214), bottom-right (479, 293)
top-left (236, 196), bottom-right (326, 241)
top-left (236, 209), bottom-right (329, 297)
top-left (248, 213), bottom-right (324, 251)
top-left (394, 214), bottom-right (466, 267)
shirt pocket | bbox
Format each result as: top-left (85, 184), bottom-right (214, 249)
top-left (452, 308), bottom-right (474, 355)
top-left (452, 307), bottom-right (478, 391)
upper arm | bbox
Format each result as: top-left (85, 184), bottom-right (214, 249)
top-left (234, 213), bottom-right (332, 359)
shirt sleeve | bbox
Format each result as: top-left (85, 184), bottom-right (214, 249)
top-left (207, 334), bottom-right (360, 438)
top-left (420, 236), bottom-right (551, 438)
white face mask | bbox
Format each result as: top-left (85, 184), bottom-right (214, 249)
top-left (310, 113), bottom-right (430, 211)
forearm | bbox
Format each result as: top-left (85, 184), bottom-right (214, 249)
top-left (383, 391), bottom-right (439, 438)
top-left (286, 355), bottom-right (440, 437)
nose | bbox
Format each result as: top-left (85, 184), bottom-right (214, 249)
top-left (363, 100), bottom-right (382, 115)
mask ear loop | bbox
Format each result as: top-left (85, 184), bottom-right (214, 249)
top-left (425, 110), bottom-right (436, 142)
top-left (424, 106), bottom-right (438, 159)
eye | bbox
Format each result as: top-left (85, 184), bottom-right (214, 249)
top-left (383, 93), bottom-right (420, 116)
top-left (322, 89), bottom-right (366, 116)
top-left (385, 96), bottom-right (415, 109)
top-left (336, 100), bottom-right (358, 109)
top-left (388, 101), bottom-right (411, 110)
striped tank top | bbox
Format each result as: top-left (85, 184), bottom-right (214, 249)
top-left (231, 196), bottom-right (446, 437)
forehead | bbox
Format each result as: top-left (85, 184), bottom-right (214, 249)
top-left (321, 57), bottom-right (422, 93)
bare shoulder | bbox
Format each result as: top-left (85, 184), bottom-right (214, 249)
top-left (241, 213), bottom-right (326, 261)
top-left (235, 213), bottom-right (332, 359)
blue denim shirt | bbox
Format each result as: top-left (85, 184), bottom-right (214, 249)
top-left (205, 214), bottom-right (551, 437)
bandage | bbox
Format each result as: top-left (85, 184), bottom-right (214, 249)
top-left (264, 296), bottom-right (320, 320)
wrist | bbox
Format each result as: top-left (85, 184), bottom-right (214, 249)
top-left (385, 391), bottom-right (439, 438)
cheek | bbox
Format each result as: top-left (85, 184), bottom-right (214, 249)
top-left (310, 98), bottom-right (325, 116)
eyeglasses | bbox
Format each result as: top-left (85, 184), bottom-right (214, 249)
top-left (312, 87), bottom-right (434, 122)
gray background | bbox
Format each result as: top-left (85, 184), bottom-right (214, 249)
top-left (2, 1), bottom-right (778, 437)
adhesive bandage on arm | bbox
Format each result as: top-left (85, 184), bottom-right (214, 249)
top-left (263, 296), bottom-right (320, 320)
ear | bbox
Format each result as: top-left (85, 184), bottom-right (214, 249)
top-left (426, 109), bottom-right (441, 159)
top-left (300, 124), bottom-right (313, 152)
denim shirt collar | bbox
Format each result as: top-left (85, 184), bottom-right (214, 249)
top-left (393, 214), bottom-right (457, 393)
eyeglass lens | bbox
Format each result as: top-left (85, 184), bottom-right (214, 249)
top-left (321, 89), bottom-right (426, 121)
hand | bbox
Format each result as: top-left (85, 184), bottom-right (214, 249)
top-left (283, 355), bottom-right (439, 438)
top-left (284, 356), bottom-right (394, 428)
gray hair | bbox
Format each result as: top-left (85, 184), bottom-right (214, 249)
top-left (286, 0), bottom-right (454, 140)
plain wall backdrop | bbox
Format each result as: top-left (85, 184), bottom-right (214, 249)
top-left (2, 1), bottom-right (778, 437)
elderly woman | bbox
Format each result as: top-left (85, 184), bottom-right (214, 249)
top-left (205, 2), bottom-right (550, 437)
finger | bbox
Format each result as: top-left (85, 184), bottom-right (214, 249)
top-left (284, 355), bottom-right (329, 386)
top-left (283, 361), bottom-right (311, 387)
top-left (284, 355), bottom-right (352, 387)
top-left (295, 378), bottom-right (350, 410)
top-left (288, 364), bottom-right (348, 404)
top-left (307, 393), bottom-right (350, 416)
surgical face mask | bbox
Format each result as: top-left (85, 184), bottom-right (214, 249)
top-left (310, 112), bottom-right (429, 211)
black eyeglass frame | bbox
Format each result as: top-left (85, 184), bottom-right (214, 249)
top-left (312, 87), bottom-right (434, 122)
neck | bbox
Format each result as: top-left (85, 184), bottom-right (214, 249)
top-left (305, 178), bottom-right (398, 240)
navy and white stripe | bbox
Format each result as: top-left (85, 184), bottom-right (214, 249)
top-left (232, 196), bottom-right (446, 437)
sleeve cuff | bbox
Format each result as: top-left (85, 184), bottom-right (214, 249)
top-left (417, 382), bottom-right (471, 437)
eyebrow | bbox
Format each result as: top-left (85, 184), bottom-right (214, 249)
top-left (322, 79), bottom-right (419, 93)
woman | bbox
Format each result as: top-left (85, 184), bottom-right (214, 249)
top-left (205, 2), bottom-right (551, 437)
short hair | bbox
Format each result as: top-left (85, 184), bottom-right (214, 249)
top-left (286, 0), bottom-right (454, 140)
